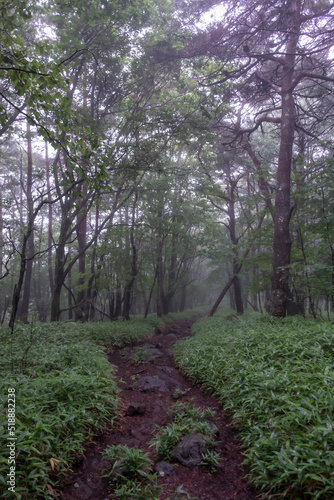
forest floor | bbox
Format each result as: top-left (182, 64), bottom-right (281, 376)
top-left (59, 319), bottom-right (260, 500)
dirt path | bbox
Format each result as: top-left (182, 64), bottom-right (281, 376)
top-left (60, 319), bottom-right (259, 500)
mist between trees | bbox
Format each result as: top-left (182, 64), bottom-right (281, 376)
top-left (1, 0), bottom-right (334, 327)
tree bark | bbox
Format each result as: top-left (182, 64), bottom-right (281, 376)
top-left (75, 183), bottom-right (88, 321)
top-left (50, 244), bottom-right (66, 321)
top-left (9, 233), bottom-right (29, 331)
top-left (156, 200), bottom-right (165, 317)
top-left (17, 120), bottom-right (34, 322)
top-left (156, 241), bottom-right (164, 317)
top-left (45, 142), bottom-right (54, 294)
top-left (179, 283), bottom-right (187, 312)
top-left (122, 193), bottom-right (138, 320)
top-left (227, 176), bottom-right (244, 314)
top-left (163, 220), bottom-right (178, 314)
top-left (267, 0), bottom-right (301, 316)
top-left (0, 190), bottom-right (3, 320)
top-left (209, 214), bottom-right (265, 316)
top-left (144, 272), bottom-right (156, 318)
top-left (50, 187), bottom-right (72, 321)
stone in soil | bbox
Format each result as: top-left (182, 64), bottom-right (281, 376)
top-left (134, 375), bottom-right (169, 392)
top-left (70, 479), bottom-right (93, 499)
top-left (171, 433), bottom-right (213, 467)
top-left (141, 345), bottom-right (164, 361)
top-left (126, 345), bottom-right (164, 363)
top-left (154, 461), bottom-right (176, 477)
top-left (125, 402), bottom-right (146, 416)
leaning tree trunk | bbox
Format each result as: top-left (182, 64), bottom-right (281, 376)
top-left (209, 214), bottom-right (265, 316)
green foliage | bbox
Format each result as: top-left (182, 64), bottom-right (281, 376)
top-left (0, 310), bottom-right (199, 498)
top-left (103, 444), bottom-right (152, 475)
top-left (0, 321), bottom-right (121, 498)
top-left (0, 319), bottom-right (151, 498)
top-left (174, 313), bottom-right (334, 498)
top-left (150, 422), bottom-right (185, 461)
top-left (172, 387), bottom-right (190, 399)
top-left (165, 484), bottom-right (198, 500)
top-left (150, 400), bottom-right (217, 463)
top-left (171, 399), bottom-right (216, 422)
top-left (200, 449), bottom-right (221, 473)
top-left (131, 348), bottom-right (150, 365)
top-left (0, 0), bottom-right (71, 135)
top-left (102, 444), bottom-right (161, 499)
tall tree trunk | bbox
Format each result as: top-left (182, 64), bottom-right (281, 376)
top-left (113, 275), bottom-right (122, 318)
top-left (0, 190), bottom-right (3, 320)
top-left (179, 283), bottom-right (186, 312)
top-left (144, 272), bottom-right (156, 318)
top-left (45, 142), bottom-right (54, 293)
top-left (9, 233), bottom-right (29, 331)
top-left (33, 216), bottom-right (46, 321)
top-left (226, 173), bottom-right (244, 314)
top-left (18, 120), bottom-right (35, 322)
top-left (51, 244), bottom-right (66, 321)
top-left (156, 240), bottom-right (164, 317)
top-left (164, 222), bottom-right (178, 314)
top-left (86, 205), bottom-right (99, 320)
top-left (89, 256), bottom-right (102, 320)
top-left (107, 289), bottom-right (114, 319)
top-left (233, 273), bottom-right (243, 313)
top-left (330, 248), bottom-right (334, 312)
top-left (75, 184), bottom-right (88, 321)
top-left (156, 200), bottom-right (165, 317)
top-left (75, 68), bottom-right (89, 321)
top-left (67, 260), bottom-right (73, 320)
top-left (268, 0), bottom-right (301, 316)
top-left (50, 190), bottom-right (72, 321)
top-left (122, 194), bottom-right (138, 320)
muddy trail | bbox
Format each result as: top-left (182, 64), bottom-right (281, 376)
top-left (60, 319), bottom-right (260, 500)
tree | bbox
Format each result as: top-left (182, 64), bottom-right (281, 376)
top-left (159, 0), bottom-right (334, 315)
top-left (16, 119), bottom-right (34, 322)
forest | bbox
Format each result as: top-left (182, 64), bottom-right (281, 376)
top-left (1, 0), bottom-right (334, 499)
top-left (1, 0), bottom-right (334, 324)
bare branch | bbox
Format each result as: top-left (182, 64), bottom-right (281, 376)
top-left (292, 71), bottom-right (334, 91)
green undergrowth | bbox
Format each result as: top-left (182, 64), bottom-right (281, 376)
top-left (102, 444), bottom-right (161, 499)
top-left (150, 400), bottom-right (218, 466)
top-left (102, 444), bottom-right (198, 500)
top-left (174, 312), bottom-right (334, 499)
top-left (0, 309), bottom-right (201, 499)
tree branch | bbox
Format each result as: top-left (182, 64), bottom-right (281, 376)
top-left (291, 71), bottom-right (334, 91)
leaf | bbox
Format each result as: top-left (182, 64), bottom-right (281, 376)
top-left (49, 457), bottom-right (61, 471)
top-left (46, 483), bottom-right (57, 494)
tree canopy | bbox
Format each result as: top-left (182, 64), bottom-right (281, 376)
top-left (1, 0), bottom-right (334, 324)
